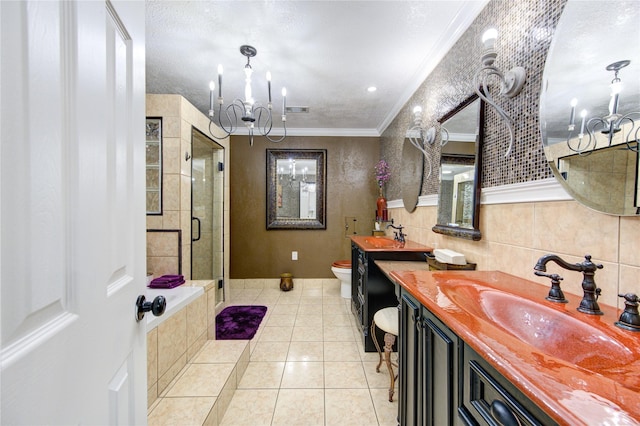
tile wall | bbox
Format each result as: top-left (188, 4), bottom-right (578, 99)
top-left (147, 281), bottom-right (221, 407)
top-left (145, 94), bottom-right (231, 284)
top-left (380, 0), bottom-right (639, 308)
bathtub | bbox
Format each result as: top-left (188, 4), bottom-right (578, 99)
top-left (145, 285), bottom-right (204, 330)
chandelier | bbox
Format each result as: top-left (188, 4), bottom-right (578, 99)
top-left (566, 60), bottom-right (639, 155)
top-left (208, 45), bottom-right (287, 145)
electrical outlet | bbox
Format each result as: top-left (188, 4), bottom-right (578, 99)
top-left (292, 251), bottom-right (298, 260)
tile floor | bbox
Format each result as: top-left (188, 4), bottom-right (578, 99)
top-left (220, 279), bottom-right (399, 426)
top-left (148, 279), bottom-right (399, 426)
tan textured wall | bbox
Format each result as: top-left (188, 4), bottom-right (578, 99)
top-left (230, 136), bottom-right (380, 278)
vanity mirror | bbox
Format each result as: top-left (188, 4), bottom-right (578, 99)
top-left (540, 0), bottom-right (640, 215)
top-left (401, 136), bottom-right (425, 213)
top-left (432, 95), bottom-right (484, 240)
top-left (266, 149), bottom-right (327, 229)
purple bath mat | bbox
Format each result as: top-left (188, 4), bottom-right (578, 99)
top-left (216, 305), bottom-right (268, 340)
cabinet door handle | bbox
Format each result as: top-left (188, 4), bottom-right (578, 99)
top-left (490, 400), bottom-right (522, 426)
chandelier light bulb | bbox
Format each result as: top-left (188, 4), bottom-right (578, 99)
top-left (413, 106), bottom-right (422, 114)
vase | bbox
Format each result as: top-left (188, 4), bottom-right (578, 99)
top-left (279, 273), bottom-right (294, 291)
top-left (376, 187), bottom-right (387, 221)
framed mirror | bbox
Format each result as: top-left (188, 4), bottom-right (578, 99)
top-left (146, 117), bottom-right (162, 215)
top-left (432, 94), bottom-right (484, 240)
top-left (540, 0), bottom-right (640, 215)
top-left (266, 149), bottom-right (327, 229)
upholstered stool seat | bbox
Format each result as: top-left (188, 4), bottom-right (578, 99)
top-left (370, 306), bottom-right (399, 402)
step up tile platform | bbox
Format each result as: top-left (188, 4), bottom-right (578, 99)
top-left (148, 340), bottom-right (250, 426)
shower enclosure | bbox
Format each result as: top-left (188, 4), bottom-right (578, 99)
top-left (191, 128), bottom-right (225, 304)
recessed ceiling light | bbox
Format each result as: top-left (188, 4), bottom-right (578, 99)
top-left (367, 86), bottom-right (377, 93)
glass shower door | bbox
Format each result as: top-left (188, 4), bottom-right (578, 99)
top-left (191, 128), bottom-right (224, 304)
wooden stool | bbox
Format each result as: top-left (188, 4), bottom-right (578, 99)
top-left (370, 306), bottom-right (399, 402)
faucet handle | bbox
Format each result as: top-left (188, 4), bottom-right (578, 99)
top-left (534, 271), bottom-right (568, 303)
top-left (615, 293), bottom-right (640, 331)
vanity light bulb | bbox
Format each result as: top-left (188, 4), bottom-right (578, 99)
top-left (482, 28), bottom-right (498, 50)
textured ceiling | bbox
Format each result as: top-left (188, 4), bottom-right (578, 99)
top-left (145, 0), bottom-right (489, 137)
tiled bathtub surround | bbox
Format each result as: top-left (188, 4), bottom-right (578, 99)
top-left (147, 280), bottom-right (221, 407)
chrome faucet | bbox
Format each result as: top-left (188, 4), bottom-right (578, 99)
top-left (534, 254), bottom-right (604, 315)
top-left (386, 220), bottom-right (406, 243)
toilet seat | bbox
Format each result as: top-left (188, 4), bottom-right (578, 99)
top-left (331, 260), bottom-right (351, 269)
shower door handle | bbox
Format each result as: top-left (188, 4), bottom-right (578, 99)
top-left (192, 217), bottom-right (201, 242)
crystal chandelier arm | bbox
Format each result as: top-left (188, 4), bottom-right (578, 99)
top-left (473, 66), bottom-right (516, 158)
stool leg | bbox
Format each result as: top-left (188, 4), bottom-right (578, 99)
top-left (383, 332), bottom-right (397, 402)
top-left (371, 320), bottom-right (383, 372)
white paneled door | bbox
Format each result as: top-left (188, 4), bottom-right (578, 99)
top-left (1, 1), bottom-right (147, 424)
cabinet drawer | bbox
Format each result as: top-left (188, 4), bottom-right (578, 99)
top-left (460, 345), bottom-right (556, 426)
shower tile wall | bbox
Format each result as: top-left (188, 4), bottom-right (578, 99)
top-left (146, 94), bottom-right (231, 285)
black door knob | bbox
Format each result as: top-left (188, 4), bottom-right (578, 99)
top-left (136, 295), bottom-right (166, 322)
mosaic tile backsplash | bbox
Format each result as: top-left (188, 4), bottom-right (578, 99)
top-left (381, 0), bottom-right (567, 200)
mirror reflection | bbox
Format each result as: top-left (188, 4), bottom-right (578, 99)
top-left (540, 0), bottom-right (640, 215)
top-left (433, 95), bottom-right (483, 240)
top-left (267, 149), bottom-right (326, 229)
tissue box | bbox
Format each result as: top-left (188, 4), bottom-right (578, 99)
top-left (434, 249), bottom-right (466, 265)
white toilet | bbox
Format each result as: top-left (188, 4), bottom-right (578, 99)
top-left (331, 260), bottom-right (352, 299)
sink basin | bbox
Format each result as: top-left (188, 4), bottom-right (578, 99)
top-left (441, 282), bottom-right (636, 369)
top-left (363, 237), bottom-right (403, 248)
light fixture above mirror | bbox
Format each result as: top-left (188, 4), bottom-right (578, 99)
top-left (473, 28), bottom-right (526, 158)
top-left (207, 45), bottom-right (288, 145)
top-left (407, 105), bottom-right (435, 178)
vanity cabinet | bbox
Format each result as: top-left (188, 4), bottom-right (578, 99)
top-left (399, 288), bottom-right (556, 426)
top-left (351, 242), bottom-right (427, 352)
top-left (399, 290), bottom-right (460, 426)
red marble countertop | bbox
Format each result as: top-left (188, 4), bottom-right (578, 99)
top-left (350, 235), bottom-right (433, 252)
top-left (388, 269), bottom-right (640, 426)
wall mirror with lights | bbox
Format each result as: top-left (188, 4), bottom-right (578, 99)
top-left (540, 0), bottom-right (639, 215)
top-left (146, 117), bottom-right (163, 215)
top-left (432, 94), bottom-right (484, 240)
top-left (266, 149), bottom-right (327, 229)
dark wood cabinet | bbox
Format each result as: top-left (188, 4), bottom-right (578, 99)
top-left (399, 288), bottom-right (555, 426)
top-left (351, 243), bottom-right (427, 352)
top-left (399, 289), bottom-right (460, 426)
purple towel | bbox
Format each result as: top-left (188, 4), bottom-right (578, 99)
top-left (148, 274), bottom-right (185, 289)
